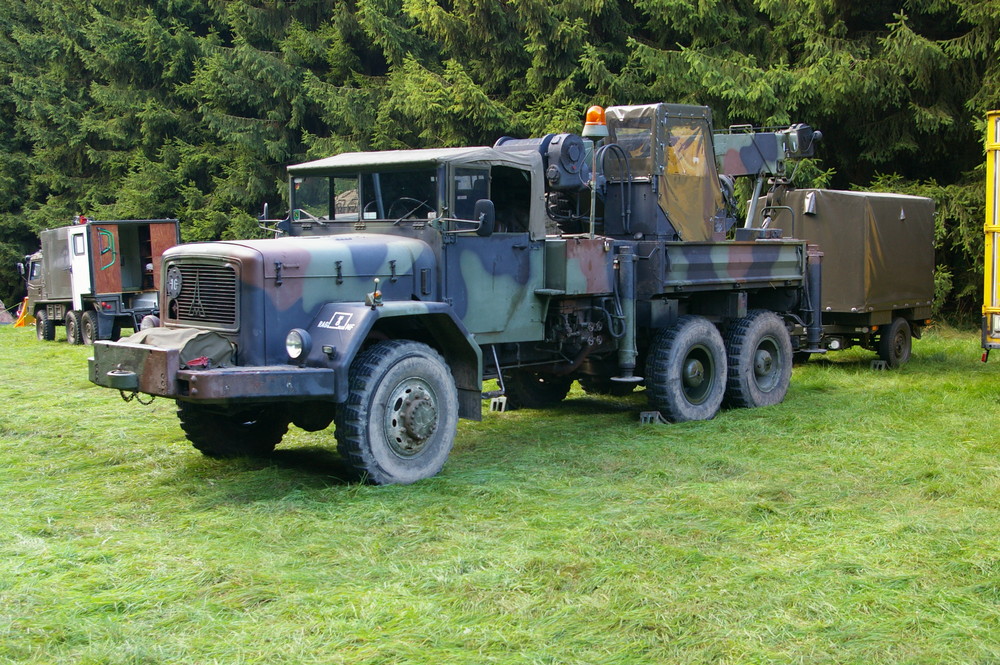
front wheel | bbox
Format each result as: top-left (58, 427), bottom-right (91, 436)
top-left (335, 340), bottom-right (458, 485)
top-left (35, 309), bottom-right (55, 341)
top-left (177, 403), bottom-right (290, 458)
top-left (645, 315), bottom-right (727, 422)
top-left (878, 317), bottom-right (912, 368)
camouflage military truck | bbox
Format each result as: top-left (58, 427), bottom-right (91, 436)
top-left (89, 103), bottom-right (932, 484)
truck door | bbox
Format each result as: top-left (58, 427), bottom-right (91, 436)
top-left (69, 229), bottom-right (91, 309)
top-left (444, 165), bottom-right (546, 344)
top-left (90, 223), bottom-right (123, 295)
top-left (148, 221), bottom-right (180, 291)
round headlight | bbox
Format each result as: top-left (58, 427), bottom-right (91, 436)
top-left (285, 329), bottom-right (311, 361)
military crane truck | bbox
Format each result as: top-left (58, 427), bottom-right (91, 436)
top-left (21, 217), bottom-right (180, 344)
top-left (89, 103), bottom-right (929, 484)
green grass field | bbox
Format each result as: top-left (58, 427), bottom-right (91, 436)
top-left (2, 324), bottom-right (999, 664)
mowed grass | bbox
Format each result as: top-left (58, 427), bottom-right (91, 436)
top-left (1, 324), bottom-right (1000, 664)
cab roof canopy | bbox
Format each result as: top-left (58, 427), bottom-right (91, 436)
top-left (287, 147), bottom-right (540, 175)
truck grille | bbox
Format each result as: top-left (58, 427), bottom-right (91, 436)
top-left (170, 263), bottom-right (238, 327)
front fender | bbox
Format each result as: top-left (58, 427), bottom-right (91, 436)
top-left (299, 301), bottom-right (483, 419)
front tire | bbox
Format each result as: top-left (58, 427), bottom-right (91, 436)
top-left (35, 309), bottom-right (55, 341)
top-left (335, 340), bottom-right (458, 485)
top-left (645, 315), bottom-right (727, 422)
top-left (878, 317), bottom-right (912, 368)
top-left (724, 310), bottom-right (793, 408)
top-left (177, 402), bottom-right (289, 458)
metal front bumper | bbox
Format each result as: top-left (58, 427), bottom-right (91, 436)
top-left (89, 340), bottom-right (336, 403)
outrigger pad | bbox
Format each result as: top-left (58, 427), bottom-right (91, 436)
top-left (639, 411), bottom-right (669, 425)
top-left (119, 327), bottom-right (235, 369)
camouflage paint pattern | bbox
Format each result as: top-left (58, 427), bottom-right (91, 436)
top-left (714, 125), bottom-right (819, 177)
top-left (642, 240), bottom-right (806, 296)
top-left (91, 122), bottom-right (811, 421)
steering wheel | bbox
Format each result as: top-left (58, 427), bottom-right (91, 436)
top-left (388, 197), bottom-right (433, 221)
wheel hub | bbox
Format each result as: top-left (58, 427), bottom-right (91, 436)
top-left (683, 359), bottom-right (705, 388)
top-left (754, 349), bottom-right (774, 377)
top-left (385, 380), bottom-right (438, 458)
top-left (401, 392), bottom-right (437, 440)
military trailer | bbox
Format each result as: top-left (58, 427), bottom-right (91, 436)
top-left (89, 103), bottom-right (932, 484)
top-left (750, 189), bottom-right (934, 367)
top-left (22, 218), bottom-right (180, 344)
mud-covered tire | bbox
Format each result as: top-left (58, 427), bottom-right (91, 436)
top-left (81, 310), bottom-right (99, 345)
top-left (177, 402), bottom-right (289, 458)
top-left (645, 315), bottom-right (726, 422)
top-left (35, 309), bottom-right (55, 341)
top-left (878, 317), bottom-right (912, 368)
top-left (334, 340), bottom-right (458, 485)
top-left (579, 375), bottom-right (636, 397)
top-left (65, 311), bottom-right (83, 345)
top-left (503, 371), bottom-right (573, 410)
top-left (724, 310), bottom-right (793, 409)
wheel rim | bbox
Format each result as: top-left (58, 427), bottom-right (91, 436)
top-left (384, 376), bottom-right (439, 458)
top-left (682, 344), bottom-right (715, 405)
top-left (891, 330), bottom-right (907, 360)
top-left (752, 336), bottom-right (781, 392)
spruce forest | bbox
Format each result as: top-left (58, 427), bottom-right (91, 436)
top-left (1, 0), bottom-right (997, 319)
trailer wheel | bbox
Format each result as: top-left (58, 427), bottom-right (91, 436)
top-left (724, 311), bottom-right (793, 408)
top-left (335, 340), bottom-right (458, 485)
top-left (878, 317), bottom-right (912, 368)
top-left (503, 371), bottom-right (573, 410)
top-left (35, 309), bottom-right (55, 341)
top-left (645, 315), bottom-right (726, 422)
top-left (81, 311), bottom-right (99, 345)
top-left (177, 402), bottom-right (289, 458)
top-left (65, 310), bottom-right (83, 345)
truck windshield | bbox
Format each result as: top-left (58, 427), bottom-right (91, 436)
top-left (291, 170), bottom-right (439, 222)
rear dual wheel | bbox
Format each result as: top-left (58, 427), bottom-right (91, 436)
top-left (65, 310), bottom-right (83, 345)
top-left (646, 316), bottom-right (727, 422)
top-left (81, 311), bottom-right (99, 345)
top-left (723, 310), bottom-right (793, 408)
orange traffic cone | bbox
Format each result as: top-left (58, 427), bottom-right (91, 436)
top-left (13, 298), bottom-right (34, 327)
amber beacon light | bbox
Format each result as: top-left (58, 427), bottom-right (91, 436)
top-left (582, 105), bottom-right (608, 139)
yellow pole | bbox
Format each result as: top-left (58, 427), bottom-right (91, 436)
top-left (983, 111), bottom-right (1000, 355)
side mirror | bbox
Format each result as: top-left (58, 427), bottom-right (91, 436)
top-left (474, 199), bottom-right (495, 237)
top-left (16, 262), bottom-right (24, 277)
